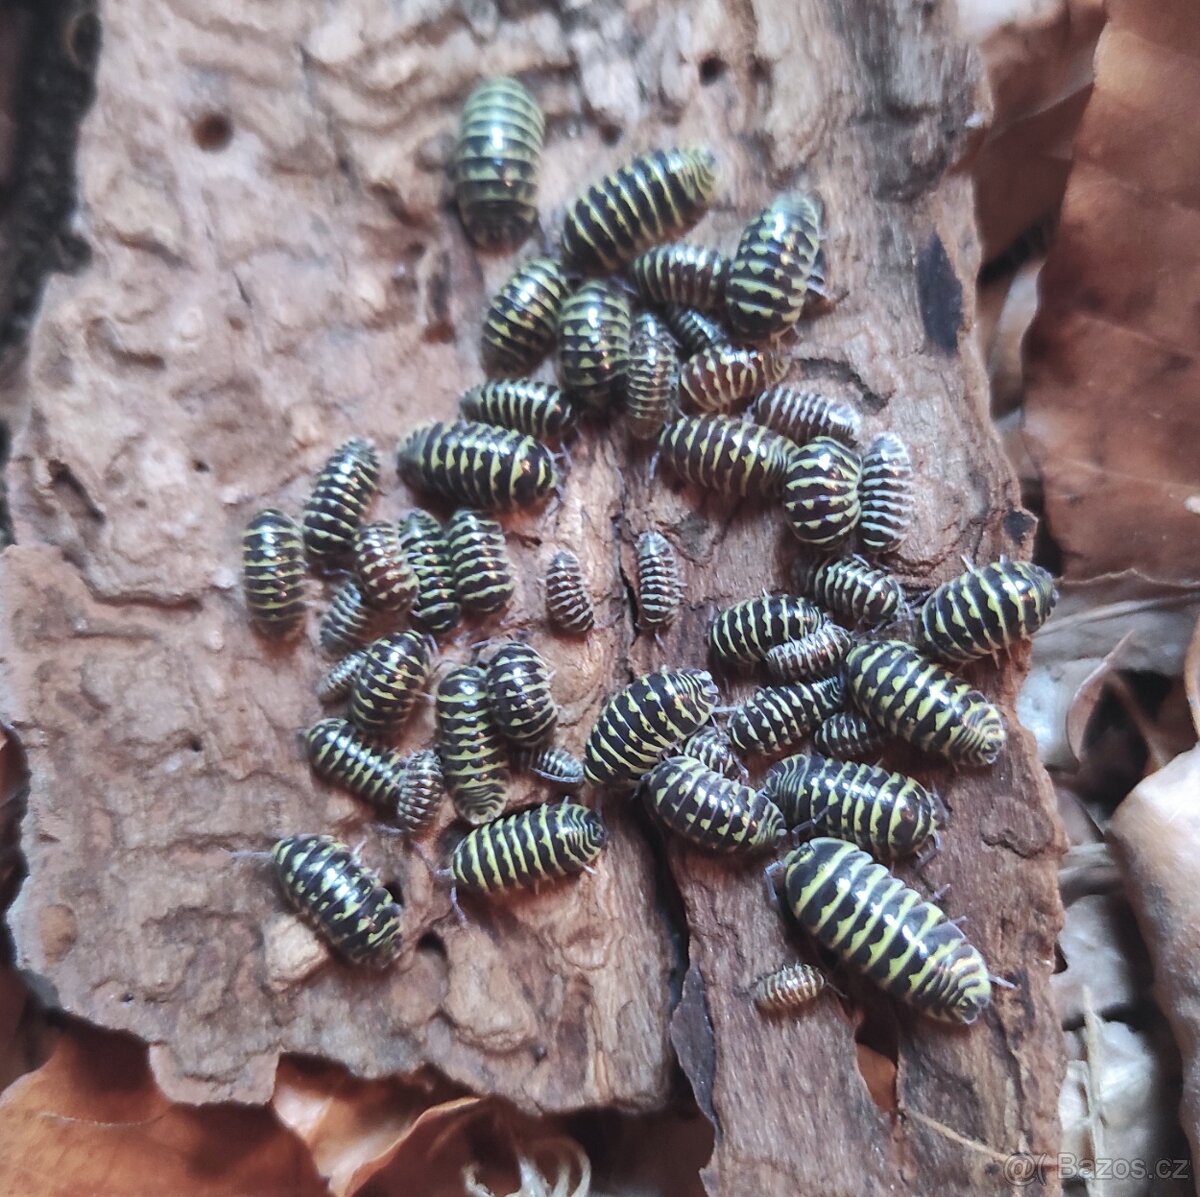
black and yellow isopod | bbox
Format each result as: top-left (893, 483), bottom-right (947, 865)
top-left (916, 559), bottom-right (1058, 665)
top-left (844, 640), bottom-right (1006, 766)
top-left (272, 834), bottom-right (403, 967)
top-left (560, 146), bottom-right (719, 273)
top-left (780, 838), bottom-right (993, 1023)
top-left (450, 802), bottom-right (607, 895)
top-left (583, 669), bottom-right (719, 786)
top-left (725, 192), bottom-right (825, 340)
top-left (454, 76), bottom-right (543, 250)
top-left (242, 508), bottom-right (307, 638)
top-left (480, 257), bottom-right (569, 375)
top-left (640, 756), bottom-right (784, 853)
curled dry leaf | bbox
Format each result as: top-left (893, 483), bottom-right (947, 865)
top-left (1061, 1001), bottom-right (1189, 1197)
top-left (1017, 571), bottom-right (1200, 769)
top-left (961, 0), bottom-right (1105, 261)
top-left (0, 1022), bottom-right (326, 1197)
top-left (1052, 892), bottom-right (1150, 1030)
top-left (1184, 614), bottom-right (1200, 738)
top-left (1023, 0), bottom-right (1200, 582)
top-left (1110, 744), bottom-right (1200, 1168)
top-left (272, 1058), bottom-right (464, 1197)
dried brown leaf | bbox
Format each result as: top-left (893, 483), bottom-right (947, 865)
top-left (1061, 1000), bottom-right (1189, 1197)
top-left (272, 1058), bottom-right (461, 1197)
top-left (1018, 571), bottom-right (1200, 767)
top-left (0, 1022), bottom-right (326, 1197)
top-left (1052, 892), bottom-right (1150, 1029)
top-left (1110, 744), bottom-right (1200, 1166)
top-left (1184, 615), bottom-right (1200, 738)
top-left (963, 0), bottom-right (1105, 260)
top-left (1023, 0), bottom-right (1200, 581)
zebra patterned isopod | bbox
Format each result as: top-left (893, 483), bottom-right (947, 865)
top-left (302, 438), bottom-right (380, 562)
top-left (523, 745), bottom-right (586, 791)
top-left (436, 665), bottom-right (510, 824)
top-left (626, 311), bottom-right (680, 441)
top-left (242, 509), bottom-right (307, 638)
top-left (917, 560), bottom-right (1058, 665)
top-left (782, 437), bottom-right (862, 547)
top-left (679, 727), bottom-right (746, 780)
top-left (678, 344), bottom-right (787, 413)
top-left (752, 963), bottom-right (827, 1014)
top-left (481, 257), bottom-right (569, 375)
top-left (707, 595), bottom-right (822, 667)
top-left (811, 711), bottom-right (890, 761)
top-left (304, 717), bottom-right (407, 813)
top-left (485, 641), bottom-right (557, 747)
top-left (631, 243), bottom-right (728, 311)
top-left (460, 380), bottom-right (577, 443)
top-left (781, 838), bottom-right (993, 1023)
top-left (348, 632), bottom-right (433, 739)
top-left (447, 509), bottom-right (515, 615)
top-left (583, 669), bottom-right (720, 785)
top-left (845, 640), bottom-right (1006, 766)
top-left (727, 682), bottom-right (830, 756)
top-left (725, 193), bottom-right (825, 340)
top-left (450, 802), bottom-right (607, 895)
top-left (320, 578), bottom-right (374, 656)
top-left (635, 530), bottom-right (683, 630)
top-left (749, 386), bottom-right (861, 447)
top-left (763, 754), bottom-right (938, 858)
top-left (395, 749), bottom-right (444, 835)
top-left (640, 756), bottom-right (784, 853)
top-left (795, 555), bottom-right (904, 627)
top-left (764, 621), bottom-right (851, 682)
top-left (858, 433), bottom-right (914, 554)
top-left (455, 76), bottom-right (543, 250)
top-left (398, 422), bottom-right (558, 511)
top-left (561, 146), bottom-right (719, 273)
top-left (658, 416), bottom-right (795, 498)
top-left (317, 648), bottom-right (369, 705)
top-left (545, 550), bottom-right (594, 634)
top-left (272, 835), bottom-right (402, 967)
top-left (397, 511), bottom-right (462, 634)
top-left (557, 280), bottom-right (632, 410)
top-left (352, 521), bottom-right (417, 612)
top-left (665, 306), bottom-right (727, 355)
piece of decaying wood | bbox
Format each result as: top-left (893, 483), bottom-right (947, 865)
top-left (0, 0), bottom-right (1065, 1191)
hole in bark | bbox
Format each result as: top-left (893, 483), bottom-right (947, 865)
top-left (63, 10), bottom-right (102, 71)
top-left (599, 124), bottom-right (622, 147)
top-left (1053, 944), bottom-right (1068, 974)
top-left (853, 1008), bottom-right (899, 1113)
top-left (193, 112), bottom-right (233, 152)
top-left (188, 736), bottom-right (203, 753)
top-left (416, 930), bottom-right (445, 960)
top-left (120, 992), bottom-right (134, 1004)
top-left (383, 876), bottom-right (404, 905)
top-left (698, 55), bottom-right (725, 85)
top-left (192, 459), bottom-right (209, 473)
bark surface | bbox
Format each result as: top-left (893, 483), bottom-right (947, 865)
top-left (2, 1), bottom-right (1064, 1191)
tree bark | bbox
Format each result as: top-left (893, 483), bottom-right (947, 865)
top-left (1, 0), bottom-right (1065, 1191)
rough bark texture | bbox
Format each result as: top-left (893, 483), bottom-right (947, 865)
top-left (1, 0), bottom-right (1065, 1191)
